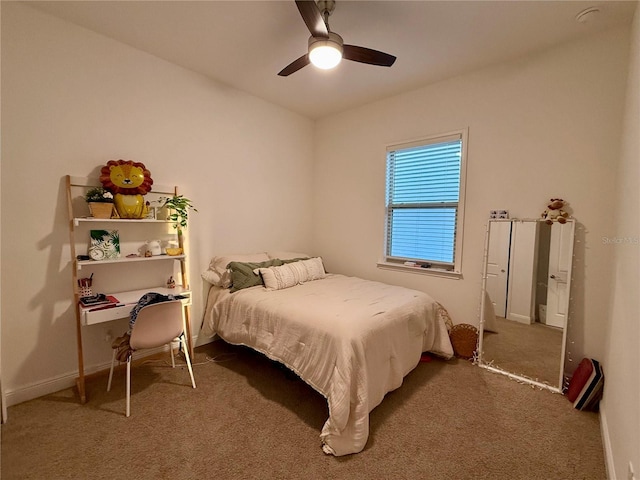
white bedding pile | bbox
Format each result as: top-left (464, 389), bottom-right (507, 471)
top-left (201, 273), bottom-right (454, 455)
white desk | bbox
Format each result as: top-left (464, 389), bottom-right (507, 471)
top-left (79, 287), bottom-right (191, 326)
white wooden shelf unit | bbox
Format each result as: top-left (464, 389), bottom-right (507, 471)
top-left (65, 175), bottom-right (193, 404)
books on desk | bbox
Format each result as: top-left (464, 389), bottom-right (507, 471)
top-left (79, 294), bottom-right (121, 309)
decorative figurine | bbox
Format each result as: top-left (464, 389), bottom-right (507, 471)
top-left (99, 159), bottom-right (153, 219)
top-left (541, 198), bottom-right (570, 225)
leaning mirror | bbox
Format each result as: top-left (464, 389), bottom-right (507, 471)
top-left (477, 218), bottom-right (575, 393)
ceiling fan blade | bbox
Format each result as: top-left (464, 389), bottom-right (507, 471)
top-left (278, 54), bottom-right (310, 76)
top-left (295, 0), bottom-right (329, 38)
top-left (343, 44), bottom-right (396, 67)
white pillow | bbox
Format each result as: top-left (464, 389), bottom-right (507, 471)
top-left (267, 251), bottom-right (310, 261)
top-left (205, 252), bottom-right (270, 287)
top-left (201, 269), bottom-right (221, 286)
top-left (257, 257), bottom-right (326, 291)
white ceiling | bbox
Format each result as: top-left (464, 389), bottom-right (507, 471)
top-left (27, 0), bottom-right (637, 119)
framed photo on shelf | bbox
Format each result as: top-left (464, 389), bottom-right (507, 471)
top-left (145, 206), bottom-right (157, 220)
top-left (88, 230), bottom-right (120, 260)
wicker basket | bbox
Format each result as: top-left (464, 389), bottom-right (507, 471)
top-left (449, 323), bottom-right (479, 360)
top-left (89, 202), bottom-right (114, 219)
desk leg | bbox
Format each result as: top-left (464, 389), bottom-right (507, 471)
top-left (75, 304), bottom-right (87, 404)
top-left (76, 376), bottom-right (87, 404)
top-left (183, 304), bottom-right (194, 358)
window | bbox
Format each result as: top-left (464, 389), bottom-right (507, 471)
top-left (384, 130), bottom-right (467, 274)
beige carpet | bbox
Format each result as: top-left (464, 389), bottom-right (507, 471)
top-left (2, 340), bottom-right (606, 480)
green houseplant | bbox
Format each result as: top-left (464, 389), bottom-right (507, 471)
top-left (159, 195), bottom-right (197, 236)
top-left (85, 187), bottom-right (114, 218)
top-left (85, 186), bottom-right (114, 203)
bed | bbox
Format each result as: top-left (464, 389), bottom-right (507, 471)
top-left (200, 252), bottom-right (454, 456)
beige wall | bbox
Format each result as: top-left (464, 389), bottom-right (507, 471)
top-left (0, 3), bottom-right (314, 403)
top-left (313, 22), bottom-right (637, 476)
top-left (2, 2), bottom-right (638, 475)
top-left (313, 27), bottom-right (629, 368)
top-left (602, 4), bottom-right (640, 479)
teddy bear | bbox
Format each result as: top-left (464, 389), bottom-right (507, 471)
top-left (541, 198), bottom-right (569, 225)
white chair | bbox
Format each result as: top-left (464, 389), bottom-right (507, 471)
top-left (107, 300), bottom-right (196, 416)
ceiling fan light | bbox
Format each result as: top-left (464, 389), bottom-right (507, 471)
top-left (309, 42), bottom-right (343, 69)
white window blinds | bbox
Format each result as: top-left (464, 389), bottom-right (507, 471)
top-left (385, 133), bottom-right (465, 268)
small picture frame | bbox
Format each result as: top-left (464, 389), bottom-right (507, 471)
top-left (145, 206), bottom-right (157, 220)
top-left (88, 230), bottom-right (120, 260)
top-left (489, 210), bottom-right (510, 219)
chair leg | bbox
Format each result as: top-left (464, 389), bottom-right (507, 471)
top-left (170, 342), bottom-right (176, 368)
top-left (181, 335), bottom-right (197, 389)
top-left (107, 349), bottom-right (117, 392)
top-left (126, 357), bottom-right (131, 417)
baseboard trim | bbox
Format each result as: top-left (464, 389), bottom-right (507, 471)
top-left (5, 348), bottom-right (165, 407)
top-left (600, 403), bottom-right (615, 480)
top-left (4, 335), bottom-right (208, 410)
top-left (5, 370), bottom-right (80, 407)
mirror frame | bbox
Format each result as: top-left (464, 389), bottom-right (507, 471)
top-left (477, 218), bottom-right (575, 393)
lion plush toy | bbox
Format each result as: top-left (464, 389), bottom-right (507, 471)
top-left (99, 160), bottom-right (153, 219)
top-left (541, 198), bottom-right (569, 225)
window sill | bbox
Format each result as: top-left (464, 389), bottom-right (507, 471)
top-left (376, 261), bottom-right (462, 279)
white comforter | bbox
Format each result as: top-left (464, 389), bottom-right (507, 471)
top-left (201, 274), bottom-right (453, 456)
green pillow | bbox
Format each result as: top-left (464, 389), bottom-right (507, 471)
top-left (281, 257), bottom-right (309, 264)
top-left (228, 259), bottom-right (284, 293)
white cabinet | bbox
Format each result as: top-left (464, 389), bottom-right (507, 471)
top-left (65, 175), bottom-right (192, 403)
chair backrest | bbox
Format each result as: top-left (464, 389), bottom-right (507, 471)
top-left (129, 300), bottom-right (184, 350)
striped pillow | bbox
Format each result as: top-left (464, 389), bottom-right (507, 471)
top-left (257, 257), bottom-right (326, 291)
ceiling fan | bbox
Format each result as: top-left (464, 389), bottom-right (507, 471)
top-left (278, 0), bottom-right (397, 76)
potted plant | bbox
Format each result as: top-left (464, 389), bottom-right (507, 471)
top-left (85, 187), bottom-right (115, 219)
top-left (159, 195), bottom-right (197, 237)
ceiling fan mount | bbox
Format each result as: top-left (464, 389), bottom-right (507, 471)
top-left (316, 0), bottom-right (336, 22)
top-left (278, 0), bottom-right (396, 77)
